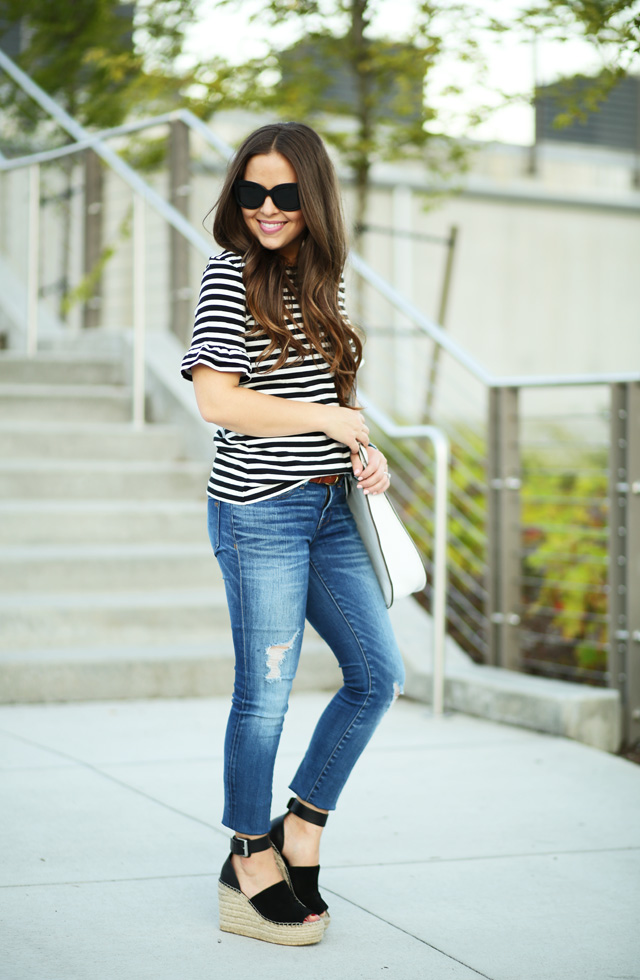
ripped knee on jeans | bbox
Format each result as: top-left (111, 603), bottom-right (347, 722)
top-left (265, 631), bottom-right (299, 682)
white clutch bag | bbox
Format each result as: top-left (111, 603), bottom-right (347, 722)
top-left (345, 447), bottom-right (427, 608)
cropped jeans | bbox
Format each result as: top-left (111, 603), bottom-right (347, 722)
top-left (207, 479), bottom-right (405, 835)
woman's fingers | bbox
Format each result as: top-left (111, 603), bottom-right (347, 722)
top-left (353, 416), bottom-right (369, 443)
top-left (351, 447), bottom-right (390, 495)
top-left (324, 407), bottom-right (370, 452)
top-left (360, 471), bottom-right (390, 494)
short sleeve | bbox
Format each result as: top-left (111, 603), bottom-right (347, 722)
top-left (181, 255), bottom-right (251, 383)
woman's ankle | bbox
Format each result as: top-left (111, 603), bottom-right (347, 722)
top-left (283, 812), bottom-right (322, 864)
top-left (231, 849), bottom-right (280, 894)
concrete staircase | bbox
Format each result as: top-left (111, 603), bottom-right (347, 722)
top-left (0, 343), bottom-right (340, 702)
top-left (0, 338), bottom-right (621, 753)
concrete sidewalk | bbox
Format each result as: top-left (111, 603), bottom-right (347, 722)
top-left (1, 693), bottom-right (639, 980)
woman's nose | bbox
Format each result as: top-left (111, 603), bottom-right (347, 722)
top-left (259, 193), bottom-right (279, 216)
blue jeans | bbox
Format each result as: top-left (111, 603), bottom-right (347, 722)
top-left (207, 479), bottom-right (405, 835)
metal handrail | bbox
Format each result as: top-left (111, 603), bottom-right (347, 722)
top-left (349, 252), bottom-right (493, 386)
top-left (0, 108), bottom-right (234, 171)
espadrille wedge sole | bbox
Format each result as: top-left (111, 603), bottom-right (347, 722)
top-left (218, 880), bottom-right (324, 946)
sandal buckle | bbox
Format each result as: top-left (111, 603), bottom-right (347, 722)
top-left (231, 835), bottom-right (250, 857)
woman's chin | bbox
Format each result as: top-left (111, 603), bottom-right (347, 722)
top-left (258, 237), bottom-right (300, 263)
top-left (257, 235), bottom-right (284, 250)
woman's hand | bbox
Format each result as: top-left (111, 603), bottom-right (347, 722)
top-left (322, 406), bottom-right (370, 454)
top-left (350, 445), bottom-right (390, 496)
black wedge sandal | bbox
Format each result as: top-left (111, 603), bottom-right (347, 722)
top-left (218, 834), bottom-right (324, 946)
top-left (270, 798), bottom-right (331, 927)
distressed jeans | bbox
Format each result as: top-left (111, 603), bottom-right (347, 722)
top-left (208, 479), bottom-right (405, 835)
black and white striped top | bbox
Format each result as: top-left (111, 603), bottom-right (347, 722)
top-left (181, 250), bottom-right (353, 504)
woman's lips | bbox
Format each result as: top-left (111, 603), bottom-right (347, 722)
top-left (258, 220), bottom-right (286, 235)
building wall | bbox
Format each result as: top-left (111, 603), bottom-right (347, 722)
top-left (340, 140), bottom-right (640, 421)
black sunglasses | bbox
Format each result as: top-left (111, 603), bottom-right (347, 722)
top-left (234, 179), bottom-right (301, 212)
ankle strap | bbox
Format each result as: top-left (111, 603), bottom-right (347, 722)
top-left (230, 834), bottom-right (272, 857)
top-left (287, 797), bottom-right (328, 828)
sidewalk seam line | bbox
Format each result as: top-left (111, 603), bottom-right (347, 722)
top-left (322, 888), bottom-right (496, 980)
top-left (0, 727), bottom-right (229, 838)
top-left (321, 845), bottom-right (640, 868)
top-left (0, 872), bottom-right (218, 889)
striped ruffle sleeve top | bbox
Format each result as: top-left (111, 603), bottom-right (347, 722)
top-left (181, 250), bottom-right (353, 504)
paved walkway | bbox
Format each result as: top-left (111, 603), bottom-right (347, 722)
top-left (2, 692), bottom-right (639, 980)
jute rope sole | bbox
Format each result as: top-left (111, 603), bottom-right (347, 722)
top-left (272, 847), bottom-right (331, 929)
top-left (218, 881), bottom-right (325, 946)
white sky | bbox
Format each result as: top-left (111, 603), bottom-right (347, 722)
top-left (184, 0), bottom-right (633, 145)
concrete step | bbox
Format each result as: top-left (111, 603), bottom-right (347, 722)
top-left (38, 328), bottom-right (128, 356)
top-left (0, 636), bottom-right (341, 702)
top-left (0, 588), bottom-right (228, 649)
top-left (0, 421), bottom-right (185, 460)
top-left (0, 459), bottom-right (209, 499)
top-left (0, 383), bottom-right (133, 422)
top-left (0, 352), bottom-right (124, 386)
top-left (0, 500), bottom-right (206, 544)
top-left (0, 544), bottom-right (215, 591)
top-left (392, 597), bottom-right (622, 754)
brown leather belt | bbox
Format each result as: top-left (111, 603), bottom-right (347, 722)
top-left (309, 474), bottom-right (343, 485)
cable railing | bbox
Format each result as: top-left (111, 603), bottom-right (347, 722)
top-left (518, 388), bottom-right (610, 684)
top-left (1, 48), bottom-right (639, 747)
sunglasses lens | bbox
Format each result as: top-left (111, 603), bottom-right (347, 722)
top-left (271, 184), bottom-right (301, 211)
top-left (235, 181), bottom-right (265, 209)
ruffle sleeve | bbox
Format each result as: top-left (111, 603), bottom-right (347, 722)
top-left (181, 254), bottom-right (251, 382)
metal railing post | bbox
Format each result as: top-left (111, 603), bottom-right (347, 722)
top-left (609, 382), bottom-right (640, 747)
top-left (391, 184), bottom-right (413, 417)
top-left (26, 163), bottom-right (40, 356)
top-left (132, 194), bottom-right (146, 428)
top-left (82, 149), bottom-right (103, 329)
top-left (425, 224), bottom-right (458, 422)
top-left (430, 429), bottom-right (449, 715)
top-left (169, 118), bottom-right (192, 344)
top-left (487, 386), bottom-right (521, 669)
top-left (627, 384), bottom-right (640, 746)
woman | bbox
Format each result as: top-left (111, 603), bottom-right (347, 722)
top-left (181, 121), bottom-right (405, 946)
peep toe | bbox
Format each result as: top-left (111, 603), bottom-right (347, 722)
top-left (270, 798), bottom-right (330, 926)
top-left (218, 833), bottom-right (324, 946)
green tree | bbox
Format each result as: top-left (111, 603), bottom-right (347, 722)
top-left (217, 0), bottom-right (495, 244)
top-left (0, 0), bottom-right (230, 130)
top-left (514, 1), bottom-right (640, 123)
top-left (520, 1), bottom-right (639, 69)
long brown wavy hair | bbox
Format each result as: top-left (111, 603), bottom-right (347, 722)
top-left (212, 122), bottom-right (363, 406)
